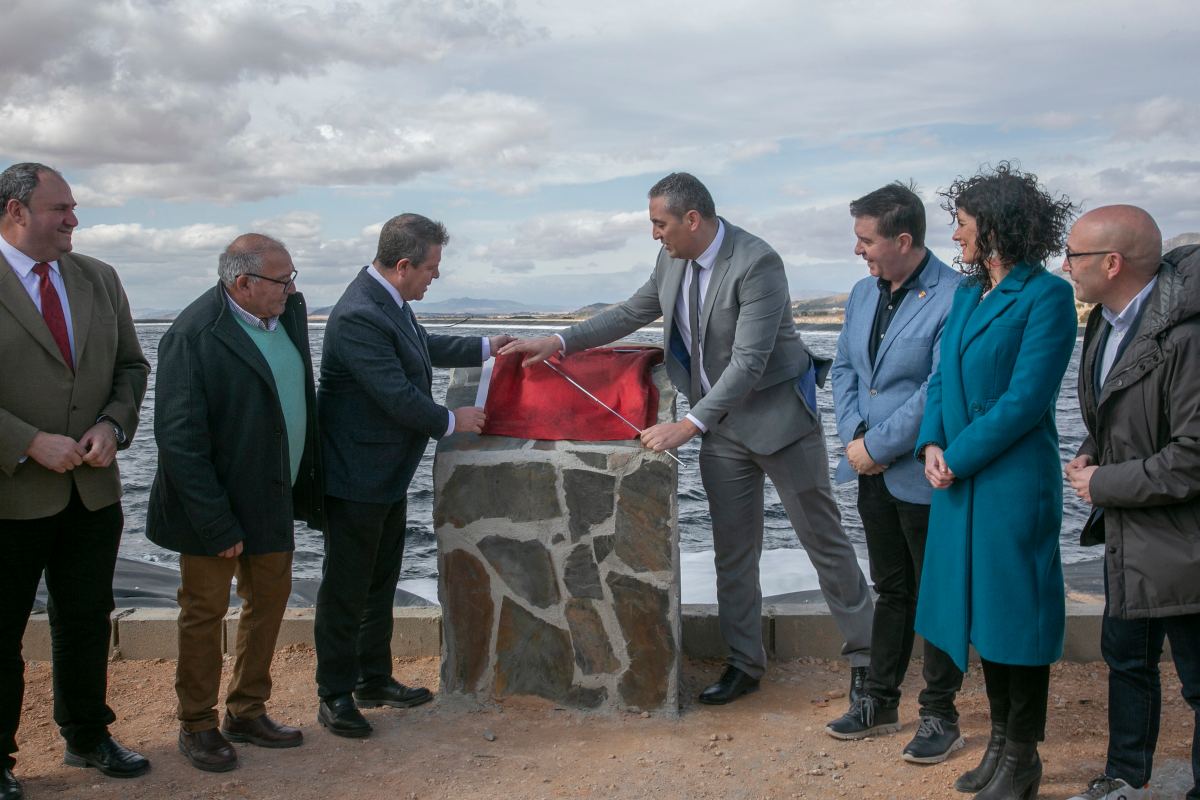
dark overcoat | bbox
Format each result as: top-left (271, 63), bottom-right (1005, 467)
top-left (914, 264), bottom-right (1077, 670)
top-left (1077, 245), bottom-right (1200, 619)
top-left (147, 285), bottom-right (323, 556)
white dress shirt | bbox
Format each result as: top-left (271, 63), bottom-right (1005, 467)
top-left (367, 265), bottom-right (491, 436)
top-left (0, 234), bottom-right (77, 361)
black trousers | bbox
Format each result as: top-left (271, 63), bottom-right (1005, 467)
top-left (857, 474), bottom-right (963, 720)
top-left (981, 658), bottom-right (1050, 743)
top-left (1, 489), bottom-right (122, 770)
top-left (314, 495), bottom-right (407, 700)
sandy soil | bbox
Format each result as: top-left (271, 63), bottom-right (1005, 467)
top-left (11, 647), bottom-right (1192, 800)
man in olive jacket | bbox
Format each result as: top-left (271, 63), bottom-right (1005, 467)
top-left (1063, 206), bottom-right (1200, 800)
top-left (147, 234), bottom-right (323, 773)
top-left (2, 162), bottom-right (150, 797)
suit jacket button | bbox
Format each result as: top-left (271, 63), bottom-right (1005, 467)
top-left (869, 389), bottom-right (878, 396)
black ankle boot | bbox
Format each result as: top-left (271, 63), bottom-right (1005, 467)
top-left (972, 739), bottom-right (1041, 800)
top-left (955, 722), bottom-right (1006, 793)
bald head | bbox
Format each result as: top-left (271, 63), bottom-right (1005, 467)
top-left (1064, 205), bottom-right (1161, 309)
top-left (1074, 205), bottom-right (1162, 278)
top-left (218, 233), bottom-right (288, 287)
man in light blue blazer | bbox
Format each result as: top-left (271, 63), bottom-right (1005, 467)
top-left (828, 183), bottom-right (965, 763)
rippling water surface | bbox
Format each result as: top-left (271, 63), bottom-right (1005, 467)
top-left (120, 323), bottom-right (1095, 587)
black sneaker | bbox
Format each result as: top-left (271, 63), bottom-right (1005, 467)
top-left (901, 716), bottom-right (965, 763)
top-left (825, 695), bottom-right (901, 740)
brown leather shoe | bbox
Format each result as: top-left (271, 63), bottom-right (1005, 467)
top-left (221, 713), bottom-right (303, 749)
top-left (178, 728), bottom-right (237, 773)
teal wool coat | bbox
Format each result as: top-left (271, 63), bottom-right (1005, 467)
top-left (914, 263), bottom-right (1077, 670)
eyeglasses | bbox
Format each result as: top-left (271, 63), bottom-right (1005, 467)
top-left (248, 269), bottom-right (298, 288)
top-left (1064, 249), bottom-right (1117, 265)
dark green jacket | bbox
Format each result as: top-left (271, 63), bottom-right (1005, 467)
top-left (147, 284), bottom-right (323, 556)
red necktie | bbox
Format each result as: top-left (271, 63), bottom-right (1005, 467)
top-left (32, 262), bottom-right (74, 370)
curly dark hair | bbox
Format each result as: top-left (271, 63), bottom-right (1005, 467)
top-left (939, 161), bottom-right (1076, 288)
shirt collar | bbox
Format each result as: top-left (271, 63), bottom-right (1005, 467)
top-left (367, 263), bottom-right (407, 310)
top-left (223, 288), bottom-right (279, 331)
top-left (876, 250), bottom-right (930, 294)
top-left (1101, 276), bottom-right (1158, 331)
top-left (692, 219), bottom-right (725, 270)
top-left (0, 234), bottom-right (58, 279)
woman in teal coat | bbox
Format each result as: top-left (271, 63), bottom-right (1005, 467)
top-left (916, 163), bottom-right (1077, 800)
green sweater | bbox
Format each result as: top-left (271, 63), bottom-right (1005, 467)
top-left (234, 317), bottom-right (307, 484)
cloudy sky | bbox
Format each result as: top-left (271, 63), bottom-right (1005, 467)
top-left (4, 0), bottom-right (1198, 313)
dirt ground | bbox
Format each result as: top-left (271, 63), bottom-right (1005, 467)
top-left (11, 648), bottom-right (1193, 800)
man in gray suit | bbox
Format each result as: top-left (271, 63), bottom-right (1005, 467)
top-left (828, 182), bottom-right (964, 763)
top-left (502, 173), bottom-right (873, 704)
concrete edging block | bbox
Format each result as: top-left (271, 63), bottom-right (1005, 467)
top-left (115, 608), bottom-right (179, 660)
top-left (45, 605), bottom-right (1118, 664)
top-left (390, 607), bottom-right (441, 658)
top-left (766, 603), bottom-right (845, 661)
top-left (21, 613), bottom-right (53, 662)
top-left (682, 604), bottom-right (771, 659)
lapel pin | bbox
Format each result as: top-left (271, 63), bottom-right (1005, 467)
top-left (918, 290), bottom-right (927, 299)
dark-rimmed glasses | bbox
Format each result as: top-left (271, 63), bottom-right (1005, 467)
top-left (249, 269), bottom-right (298, 288)
top-left (1064, 249), bottom-right (1117, 265)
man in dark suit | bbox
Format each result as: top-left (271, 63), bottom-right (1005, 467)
top-left (502, 173), bottom-right (874, 705)
top-left (0, 162), bottom-right (150, 798)
top-left (147, 234), bottom-right (323, 772)
top-left (315, 213), bottom-right (512, 737)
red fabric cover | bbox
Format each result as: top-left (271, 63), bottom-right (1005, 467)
top-left (482, 346), bottom-right (664, 441)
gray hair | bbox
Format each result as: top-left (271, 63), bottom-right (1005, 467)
top-left (218, 233), bottom-right (288, 287)
top-left (374, 213), bottom-right (449, 269)
top-left (648, 172), bottom-right (716, 220)
top-left (0, 162), bottom-right (65, 209)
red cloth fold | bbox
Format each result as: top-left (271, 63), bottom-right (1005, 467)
top-left (482, 346), bottom-right (664, 441)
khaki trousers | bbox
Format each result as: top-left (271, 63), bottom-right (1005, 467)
top-left (176, 551), bottom-right (292, 731)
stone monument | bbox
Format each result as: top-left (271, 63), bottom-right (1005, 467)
top-left (434, 356), bottom-right (680, 713)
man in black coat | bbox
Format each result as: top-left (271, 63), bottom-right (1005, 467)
top-left (1064, 206), bottom-right (1200, 800)
top-left (314, 214), bottom-right (510, 737)
top-left (147, 234), bottom-right (323, 772)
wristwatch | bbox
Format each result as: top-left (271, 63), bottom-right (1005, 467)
top-left (98, 415), bottom-right (126, 445)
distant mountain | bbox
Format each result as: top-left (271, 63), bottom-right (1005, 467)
top-left (573, 302), bottom-right (619, 318)
top-left (409, 297), bottom-right (565, 314)
top-left (132, 308), bottom-right (178, 321)
top-left (1165, 232), bottom-right (1200, 249)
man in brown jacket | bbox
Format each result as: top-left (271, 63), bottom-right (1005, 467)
top-left (0, 163), bottom-right (150, 799)
top-left (1063, 205), bottom-right (1200, 800)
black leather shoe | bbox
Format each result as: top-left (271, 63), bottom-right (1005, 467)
top-left (1, 767), bottom-right (22, 800)
top-left (178, 728), bottom-right (238, 773)
top-left (354, 677), bottom-right (433, 709)
top-left (318, 696), bottom-right (372, 738)
top-left (63, 736), bottom-right (150, 778)
top-left (698, 666), bottom-right (760, 705)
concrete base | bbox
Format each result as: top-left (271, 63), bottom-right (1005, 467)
top-left (21, 604), bottom-right (1124, 663)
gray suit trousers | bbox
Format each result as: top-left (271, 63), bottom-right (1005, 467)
top-left (700, 424), bottom-right (873, 677)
